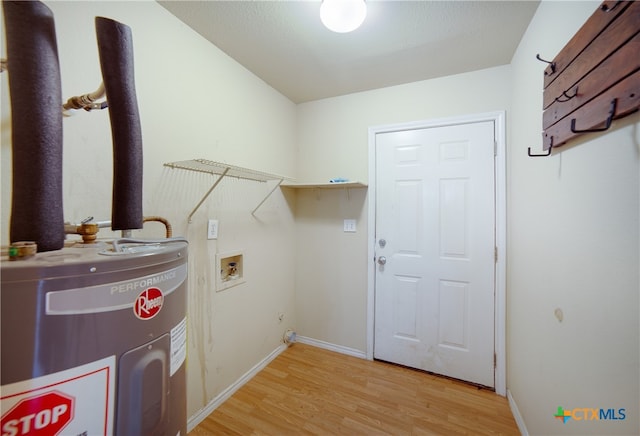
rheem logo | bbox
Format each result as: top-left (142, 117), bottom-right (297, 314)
top-left (133, 287), bottom-right (164, 320)
top-left (1, 391), bottom-right (74, 436)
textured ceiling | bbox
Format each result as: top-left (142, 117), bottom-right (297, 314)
top-left (158, 1), bottom-right (540, 103)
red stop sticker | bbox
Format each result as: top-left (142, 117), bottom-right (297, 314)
top-left (133, 288), bottom-right (164, 320)
top-left (1, 391), bottom-right (74, 436)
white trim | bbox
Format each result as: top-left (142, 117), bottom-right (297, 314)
top-left (508, 389), bottom-right (529, 436)
top-left (186, 343), bottom-right (287, 432)
top-left (493, 111), bottom-right (507, 397)
top-left (366, 124), bottom-right (377, 361)
top-left (366, 111), bottom-right (507, 396)
top-left (296, 335), bottom-right (367, 359)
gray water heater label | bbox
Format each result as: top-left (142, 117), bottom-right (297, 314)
top-left (45, 263), bottom-right (187, 315)
top-left (170, 317), bottom-right (187, 376)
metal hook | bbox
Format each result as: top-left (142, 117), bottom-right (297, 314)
top-left (601, 1), bottom-right (622, 13)
top-left (536, 54), bottom-right (556, 75)
top-left (528, 136), bottom-right (554, 157)
top-left (555, 86), bottom-right (578, 103)
top-left (570, 99), bottom-right (617, 133)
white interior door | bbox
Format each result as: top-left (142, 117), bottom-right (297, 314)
top-left (373, 121), bottom-right (496, 387)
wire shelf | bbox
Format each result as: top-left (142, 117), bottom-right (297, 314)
top-left (164, 159), bottom-right (291, 182)
top-left (163, 159), bottom-right (292, 220)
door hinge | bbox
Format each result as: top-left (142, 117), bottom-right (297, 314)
top-left (494, 353), bottom-right (497, 368)
top-left (494, 246), bottom-right (498, 263)
top-left (494, 140), bottom-right (497, 156)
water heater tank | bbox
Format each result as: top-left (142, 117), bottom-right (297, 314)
top-left (1, 240), bottom-right (188, 435)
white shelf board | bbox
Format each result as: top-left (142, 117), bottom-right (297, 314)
top-left (281, 181), bottom-right (367, 189)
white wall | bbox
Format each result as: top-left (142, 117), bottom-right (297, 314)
top-left (296, 2), bottom-right (639, 434)
top-left (295, 65), bottom-right (512, 351)
top-left (508, 1), bottom-right (639, 434)
top-left (0, 1), bottom-right (297, 422)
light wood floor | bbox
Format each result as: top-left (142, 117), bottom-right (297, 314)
top-left (190, 343), bottom-right (519, 435)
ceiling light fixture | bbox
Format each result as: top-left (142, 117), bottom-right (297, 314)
top-left (320, 0), bottom-right (367, 33)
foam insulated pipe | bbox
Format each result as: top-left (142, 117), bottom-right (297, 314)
top-left (95, 17), bottom-right (143, 231)
top-left (3, 1), bottom-right (65, 252)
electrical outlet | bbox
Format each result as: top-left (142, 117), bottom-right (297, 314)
top-left (343, 219), bottom-right (356, 233)
top-left (207, 219), bottom-right (218, 239)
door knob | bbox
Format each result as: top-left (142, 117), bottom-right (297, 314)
top-left (377, 256), bottom-right (387, 265)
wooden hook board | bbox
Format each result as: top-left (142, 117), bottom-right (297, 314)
top-left (540, 0), bottom-right (640, 150)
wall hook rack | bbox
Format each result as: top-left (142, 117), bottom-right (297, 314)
top-left (536, 53), bottom-right (556, 75)
top-left (538, 2), bottom-right (638, 150)
top-left (528, 136), bottom-right (554, 157)
top-left (570, 98), bottom-right (617, 133)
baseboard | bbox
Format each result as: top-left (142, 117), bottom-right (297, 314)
top-left (187, 343), bottom-right (288, 432)
top-left (296, 335), bottom-right (367, 359)
top-left (507, 389), bottom-right (529, 436)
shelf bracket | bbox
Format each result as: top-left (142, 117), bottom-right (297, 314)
top-left (252, 178), bottom-right (284, 215)
top-left (188, 167), bottom-right (230, 223)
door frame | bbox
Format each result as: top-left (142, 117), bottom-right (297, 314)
top-left (366, 111), bottom-right (507, 396)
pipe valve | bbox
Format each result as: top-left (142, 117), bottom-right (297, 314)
top-left (64, 220), bottom-right (100, 243)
